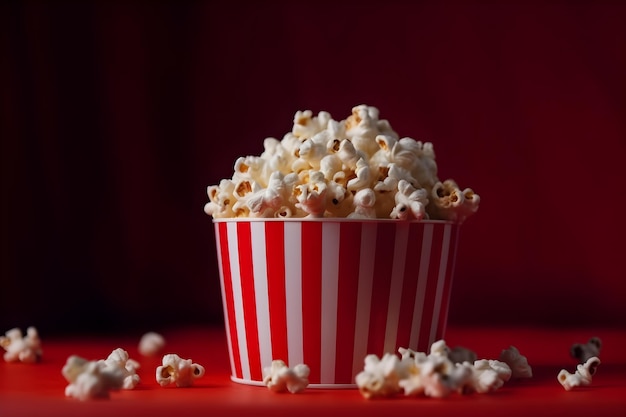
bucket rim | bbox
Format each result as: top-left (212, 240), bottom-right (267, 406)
top-left (212, 217), bottom-right (458, 225)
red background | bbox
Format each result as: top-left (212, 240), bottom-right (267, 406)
top-left (1, 1), bottom-right (625, 336)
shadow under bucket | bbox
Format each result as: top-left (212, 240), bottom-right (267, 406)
top-left (213, 218), bottom-right (461, 388)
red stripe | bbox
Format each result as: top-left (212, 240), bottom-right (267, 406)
top-left (366, 223), bottom-right (396, 356)
top-left (217, 222), bottom-right (242, 379)
top-left (436, 224), bottom-right (459, 340)
top-left (236, 222), bottom-right (262, 381)
top-left (265, 222), bottom-right (289, 364)
top-left (301, 222), bottom-right (322, 384)
top-left (334, 222), bottom-right (363, 384)
top-left (417, 224), bottom-right (445, 352)
top-left (395, 222), bottom-right (425, 350)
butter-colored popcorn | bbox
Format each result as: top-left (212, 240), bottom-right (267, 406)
top-left (499, 346), bottom-right (532, 378)
top-left (156, 353), bottom-right (205, 388)
top-left (429, 180), bottom-right (480, 223)
top-left (0, 326), bottom-right (42, 363)
top-left (262, 359), bottom-right (310, 393)
top-left (138, 332), bottom-right (166, 357)
top-left (292, 110), bottom-right (331, 140)
top-left (62, 355), bottom-right (125, 400)
top-left (346, 105), bottom-right (390, 157)
top-left (347, 158), bottom-right (372, 191)
top-left (204, 179), bottom-right (236, 219)
top-left (204, 105), bottom-right (479, 221)
top-left (102, 348), bottom-right (140, 389)
top-left (558, 356), bottom-right (600, 391)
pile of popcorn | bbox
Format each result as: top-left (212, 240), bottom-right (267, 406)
top-left (204, 105), bottom-right (479, 222)
top-left (355, 340), bottom-right (532, 399)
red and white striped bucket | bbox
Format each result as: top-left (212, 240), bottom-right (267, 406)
top-left (213, 218), bottom-right (460, 388)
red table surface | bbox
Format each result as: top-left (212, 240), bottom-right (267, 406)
top-left (1, 325), bottom-right (624, 417)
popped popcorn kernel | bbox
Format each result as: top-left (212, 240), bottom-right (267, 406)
top-left (262, 359), bottom-right (310, 393)
top-left (156, 353), bottom-right (205, 387)
top-left (61, 347), bottom-right (140, 399)
top-left (558, 356), bottom-right (600, 391)
top-left (499, 346), bottom-right (532, 378)
top-left (0, 326), bottom-right (42, 363)
top-left (138, 332), bottom-right (166, 357)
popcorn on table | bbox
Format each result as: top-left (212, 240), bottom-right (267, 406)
top-left (570, 337), bottom-right (602, 364)
top-left (263, 360), bottom-right (310, 393)
top-left (499, 345), bottom-right (533, 378)
top-left (0, 326), bottom-right (42, 363)
top-left (558, 356), bottom-right (601, 391)
top-left (62, 348), bottom-right (140, 400)
top-left (356, 340), bottom-right (515, 399)
top-left (204, 105), bottom-right (479, 222)
top-left (156, 353), bottom-right (205, 387)
top-left (138, 331), bottom-right (166, 357)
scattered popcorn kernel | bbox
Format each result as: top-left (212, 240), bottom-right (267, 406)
top-left (0, 326), bottom-right (42, 363)
top-left (156, 353), bottom-right (205, 387)
top-left (558, 356), bottom-right (601, 391)
top-left (262, 359), bottom-right (310, 393)
top-left (499, 346), bottom-right (532, 378)
top-left (570, 337), bottom-right (602, 364)
top-left (102, 348), bottom-right (141, 389)
top-left (355, 353), bottom-right (412, 399)
top-left (138, 332), bottom-right (166, 357)
top-left (62, 355), bottom-right (125, 400)
top-left (448, 345), bottom-right (478, 364)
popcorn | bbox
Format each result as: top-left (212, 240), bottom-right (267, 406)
top-left (138, 331), bottom-right (166, 357)
top-left (390, 179), bottom-right (428, 220)
top-left (570, 336), bottom-right (602, 364)
top-left (204, 105), bottom-right (479, 222)
top-left (0, 326), bottom-right (42, 363)
top-left (358, 340), bottom-right (513, 400)
top-left (448, 345), bottom-right (478, 364)
top-left (62, 355), bottom-right (125, 400)
top-left (355, 353), bottom-right (412, 398)
top-left (156, 353), bottom-right (205, 387)
top-left (558, 356), bottom-right (601, 391)
top-left (470, 359), bottom-right (512, 393)
top-left (102, 348), bottom-right (141, 389)
top-left (499, 346), bottom-right (533, 378)
top-left (262, 359), bottom-right (310, 393)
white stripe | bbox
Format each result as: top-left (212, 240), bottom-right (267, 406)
top-left (226, 222), bottom-right (250, 380)
top-left (251, 222), bottom-right (272, 371)
top-left (429, 224), bottom-right (452, 345)
top-left (409, 224), bottom-right (433, 349)
top-left (215, 224), bottom-right (236, 377)
top-left (383, 222), bottom-right (410, 354)
top-left (284, 222), bottom-right (303, 367)
top-left (352, 223), bottom-right (377, 378)
top-left (320, 222), bottom-right (340, 384)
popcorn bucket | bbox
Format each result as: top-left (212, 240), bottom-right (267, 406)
top-left (213, 218), bottom-right (461, 388)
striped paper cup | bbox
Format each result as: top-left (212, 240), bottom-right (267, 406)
top-left (213, 218), bottom-right (461, 388)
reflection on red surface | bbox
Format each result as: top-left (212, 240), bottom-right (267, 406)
top-left (1, 326), bottom-right (625, 417)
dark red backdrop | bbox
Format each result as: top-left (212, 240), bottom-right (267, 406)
top-left (1, 1), bottom-right (625, 336)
